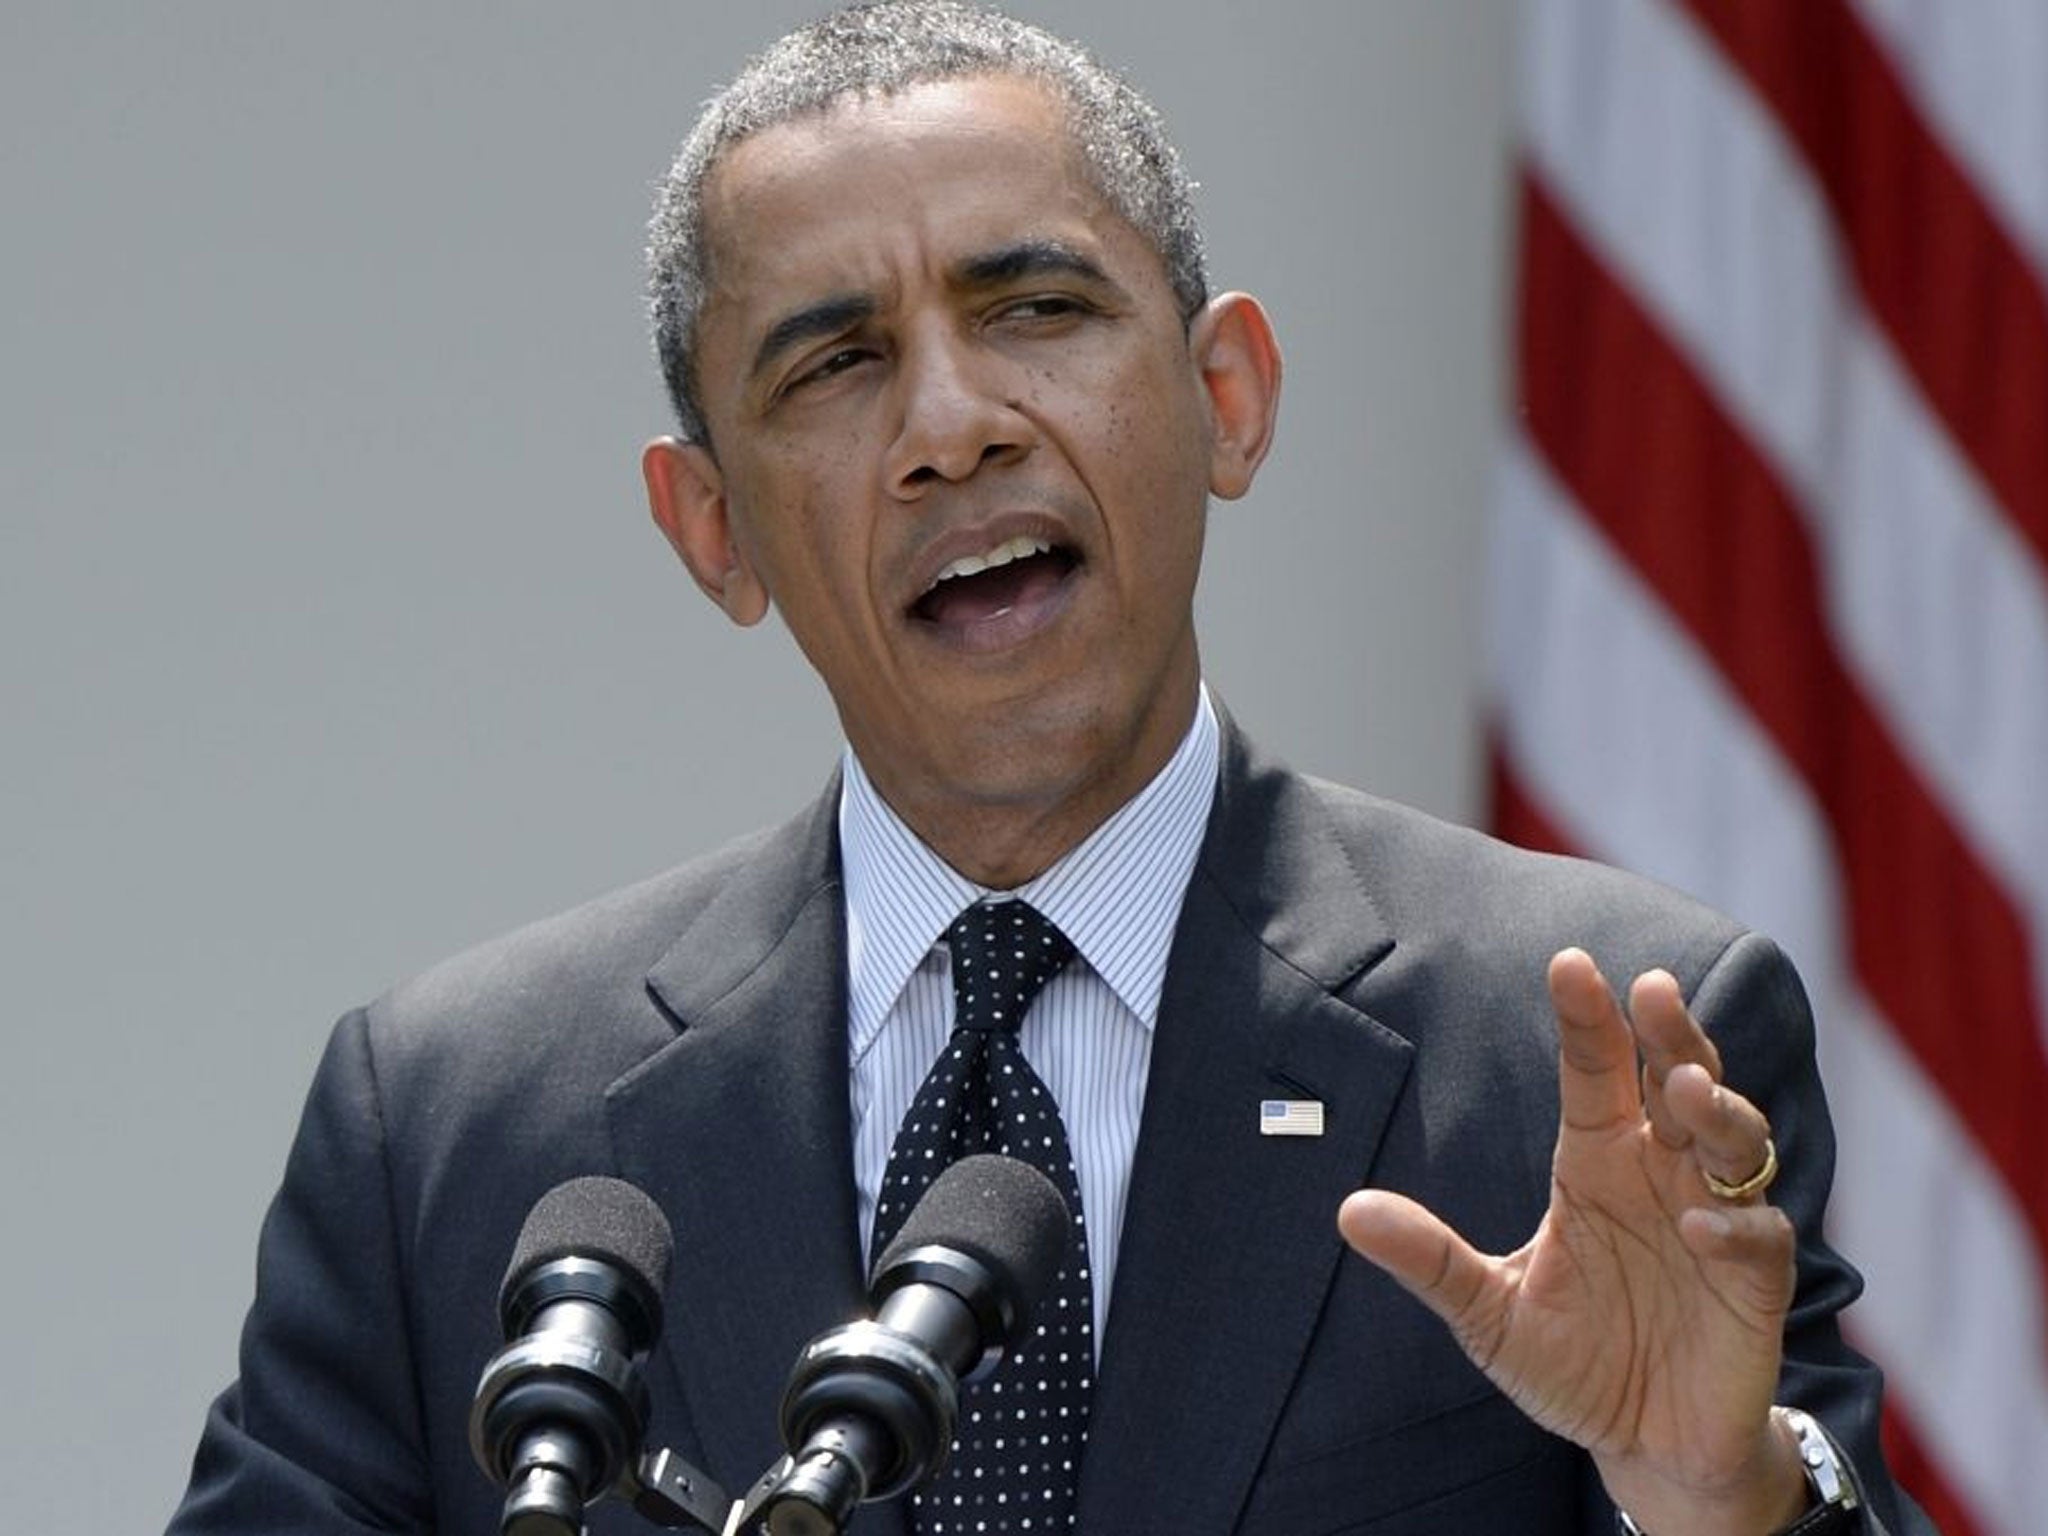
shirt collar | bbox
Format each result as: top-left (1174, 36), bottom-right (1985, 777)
top-left (839, 686), bottom-right (1221, 1057)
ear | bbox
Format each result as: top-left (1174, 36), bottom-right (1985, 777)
top-left (1189, 292), bottom-right (1282, 500)
top-left (642, 437), bottom-right (770, 626)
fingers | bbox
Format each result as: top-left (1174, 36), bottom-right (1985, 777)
top-left (1663, 1061), bottom-right (1778, 1198)
top-left (1679, 1201), bottom-right (1799, 1316)
top-left (1556, 951), bottom-right (1777, 1204)
top-left (1547, 948), bottom-right (1642, 1133)
top-left (1629, 968), bottom-right (1723, 1148)
top-left (1625, 968), bottom-right (1776, 1198)
top-left (1337, 1189), bottom-right (1500, 1340)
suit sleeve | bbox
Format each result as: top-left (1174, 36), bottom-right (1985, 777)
top-left (1686, 932), bottom-right (1935, 1536)
top-left (166, 1009), bottom-right (436, 1534)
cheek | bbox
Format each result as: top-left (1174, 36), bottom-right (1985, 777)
top-left (1039, 353), bottom-right (1157, 467)
top-left (730, 454), bottom-right (852, 576)
top-left (1100, 342), bottom-right (1209, 460)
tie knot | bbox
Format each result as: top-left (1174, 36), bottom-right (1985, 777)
top-left (947, 900), bottom-right (1075, 1035)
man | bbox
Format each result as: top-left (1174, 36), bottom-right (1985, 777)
top-left (169, 5), bottom-right (1932, 1533)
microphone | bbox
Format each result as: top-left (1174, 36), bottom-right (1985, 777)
top-left (757, 1154), bottom-right (1071, 1536)
top-left (469, 1176), bottom-right (675, 1536)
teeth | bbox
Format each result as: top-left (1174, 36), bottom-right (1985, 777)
top-left (932, 535), bottom-right (1050, 586)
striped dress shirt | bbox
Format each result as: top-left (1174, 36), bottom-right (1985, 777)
top-left (839, 687), bottom-right (1221, 1347)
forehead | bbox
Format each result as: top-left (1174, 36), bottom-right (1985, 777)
top-left (697, 75), bottom-right (1142, 319)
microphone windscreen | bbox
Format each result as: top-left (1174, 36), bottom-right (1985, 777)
top-left (500, 1175), bottom-right (675, 1312)
top-left (876, 1153), bottom-right (1070, 1318)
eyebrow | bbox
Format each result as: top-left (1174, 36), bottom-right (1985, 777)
top-left (953, 239), bottom-right (1117, 292)
top-left (750, 293), bottom-right (877, 382)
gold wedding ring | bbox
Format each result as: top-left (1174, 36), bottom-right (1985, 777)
top-left (1702, 1136), bottom-right (1778, 1201)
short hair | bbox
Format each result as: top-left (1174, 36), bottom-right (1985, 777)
top-left (647, 0), bottom-right (1209, 447)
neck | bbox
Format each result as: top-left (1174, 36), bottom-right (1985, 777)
top-left (868, 686), bottom-right (1203, 889)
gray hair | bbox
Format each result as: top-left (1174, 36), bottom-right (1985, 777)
top-left (647, 0), bottom-right (1208, 447)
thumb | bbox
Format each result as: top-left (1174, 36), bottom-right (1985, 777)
top-left (1338, 1188), bottom-right (1496, 1334)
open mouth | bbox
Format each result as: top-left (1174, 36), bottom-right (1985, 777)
top-left (910, 534), bottom-right (1080, 630)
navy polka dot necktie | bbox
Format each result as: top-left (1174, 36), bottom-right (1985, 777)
top-left (871, 899), bottom-right (1092, 1534)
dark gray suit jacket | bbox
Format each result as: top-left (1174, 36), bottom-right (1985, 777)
top-left (170, 727), bottom-right (1929, 1534)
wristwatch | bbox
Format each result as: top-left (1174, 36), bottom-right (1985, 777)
top-left (1615, 1407), bottom-right (1861, 1534)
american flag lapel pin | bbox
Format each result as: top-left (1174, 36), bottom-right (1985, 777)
top-left (1259, 1097), bottom-right (1325, 1137)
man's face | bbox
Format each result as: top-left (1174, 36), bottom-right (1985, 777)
top-left (647, 75), bottom-right (1276, 881)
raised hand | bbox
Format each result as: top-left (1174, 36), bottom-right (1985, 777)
top-left (1338, 948), bottom-right (1810, 1536)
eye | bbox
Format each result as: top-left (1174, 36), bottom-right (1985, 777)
top-left (786, 345), bottom-right (875, 393)
top-left (993, 293), bottom-right (1092, 325)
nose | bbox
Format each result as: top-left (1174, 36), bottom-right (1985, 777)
top-left (883, 327), bottom-right (1030, 496)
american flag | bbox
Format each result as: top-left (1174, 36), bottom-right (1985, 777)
top-left (1259, 1099), bottom-right (1326, 1137)
top-left (1487, 2), bottom-right (2048, 1531)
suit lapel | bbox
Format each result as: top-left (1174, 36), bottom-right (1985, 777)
top-left (606, 782), bottom-right (909, 1533)
top-left (1079, 728), bottom-right (1416, 1534)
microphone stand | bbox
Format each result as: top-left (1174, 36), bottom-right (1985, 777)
top-left (606, 1446), bottom-right (826, 1536)
top-left (613, 1445), bottom-right (858, 1536)
top-left (616, 1445), bottom-right (745, 1534)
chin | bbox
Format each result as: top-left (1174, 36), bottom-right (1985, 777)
top-left (949, 698), bottom-right (1134, 804)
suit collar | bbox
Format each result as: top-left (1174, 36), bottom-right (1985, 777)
top-left (1196, 711), bottom-right (1397, 988)
top-left (1079, 722), bottom-right (1415, 1533)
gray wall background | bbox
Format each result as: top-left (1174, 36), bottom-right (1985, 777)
top-left (0, 4), bottom-right (1515, 1528)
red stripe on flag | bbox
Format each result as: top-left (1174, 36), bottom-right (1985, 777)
top-left (1487, 735), bottom-right (1573, 858)
top-left (1878, 1399), bottom-right (1984, 1536)
top-left (1680, 0), bottom-right (2048, 578)
top-left (1515, 172), bottom-right (2048, 1283)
